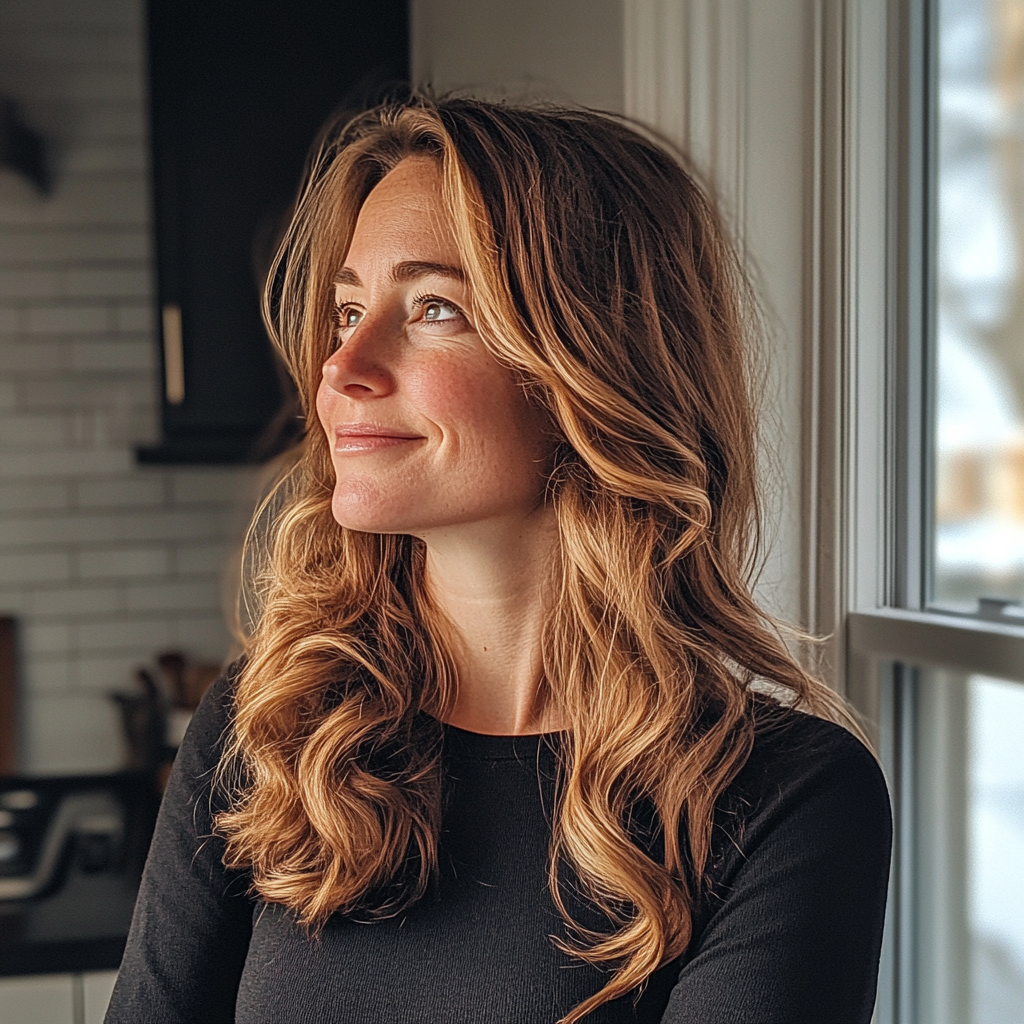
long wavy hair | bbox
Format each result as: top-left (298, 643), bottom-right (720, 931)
top-left (214, 95), bottom-right (864, 1023)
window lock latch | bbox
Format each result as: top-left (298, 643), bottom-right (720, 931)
top-left (977, 597), bottom-right (1024, 622)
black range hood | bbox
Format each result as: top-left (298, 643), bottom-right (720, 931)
top-left (137, 0), bottom-right (409, 465)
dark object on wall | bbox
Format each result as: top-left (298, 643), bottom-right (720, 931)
top-left (0, 97), bottom-right (50, 193)
top-left (137, 0), bottom-right (410, 465)
top-left (0, 617), bottom-right (17, 776)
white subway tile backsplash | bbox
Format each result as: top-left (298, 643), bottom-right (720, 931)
top-left (0, 227), bottom-right (149, 263)
top-left (5, 67), bottom-right (142, 103)
top-left (25, 655), bottom-right (73, 693)
top-left (112, 301), bottom-right (153, 332)
top-left (1, 511), bottom-right (137, 546)
top-left (0, 588), bottom-right (30, 615)
top-left (0, 413), bottom-right (68, 450)
top-left (0, 550), bottom-right (71, 584)
top-left (30, 584), bottom-right (121, 617)
top-left (115, 508), bottom-right (227, 543)
top-left (0, 0), bottom-right (142, 29)
top-left (170, 467), bottom-right (259, 506)
top-left (0, 268), bottom-right (62, 299)
top-left (76, 652), bottom-right (149, 693)
top-left (25, 304), bottom-right (109, 333)
top-left (169, 614), bottom-right (238, 663)
top-left (23, 692), bottom-right (125, 774)
top-left (0, 27), bottom-right (142, 65)
top-left (77, 544), bottom-right (167, 579)
top-left (0, 480), bottom-right (68, 511)
top-left (0, 0), bottom-right (252, 772)
top-left (64, 267), bottom-right (151, 297)
top-left (0, 448), bottom-right (132, 479)
top-left (125, 579), bottom-right (220, 614)
top-left (75, 474), bottom-right (164, 508)
top-left (68, 338), bottom-right (153, 372)
top-left (1, 341), bottom-right (63, 373)
top-left (173, 540), bottom-right (232, 576)
top-left (22, 620), bottom-right (72, 655)
top-left (0, 174), bottom-right (148, 227)
top-left (16, 375), bottom-right (153, 410)
top-left (69, 101), bottom-right (146, 142)
top-left (77, 616), bottom-right (171, 653)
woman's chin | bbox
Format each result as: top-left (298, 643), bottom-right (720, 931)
top-left (330, 493), bottom-right (413, 535)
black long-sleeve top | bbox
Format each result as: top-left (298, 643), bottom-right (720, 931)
top-left (105, 666), bottom-right (892, 1023)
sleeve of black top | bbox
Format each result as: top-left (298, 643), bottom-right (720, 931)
top-left (659, 725), bottom-right (893, 1024)
top-left (104, 662), bottom-right (253, 1024)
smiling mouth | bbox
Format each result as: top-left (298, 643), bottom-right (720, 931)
top-left (333, 435), bottom-right (423, 453)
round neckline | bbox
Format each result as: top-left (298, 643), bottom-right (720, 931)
top-left (440, 721), bottom-right (567, 761)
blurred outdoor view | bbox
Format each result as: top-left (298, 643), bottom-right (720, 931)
top-left (936, 0), bottom-right (1024, 608)
top-left (967, 675), bottom-right (1024, 1021)
top-left (916, 671), bottom-right (1024, 1024)
top-left (933, 4), bottom-right (1024, 1023)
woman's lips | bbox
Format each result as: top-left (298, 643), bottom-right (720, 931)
top-left (333, 433), bottom-right (423, 453)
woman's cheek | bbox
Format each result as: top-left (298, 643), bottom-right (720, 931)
top-left (314, 379), bottom-right (336, 436)
top-left (405, 357), bottom-right (496, 429)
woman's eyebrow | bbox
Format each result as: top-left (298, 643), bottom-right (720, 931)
top-left (392, 260), bottom-right (466, 283)
top-left (332, 261), bottom-right (466, 288)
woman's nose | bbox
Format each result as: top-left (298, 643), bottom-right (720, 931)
top-left (321, 314), bottom-right (396, 397)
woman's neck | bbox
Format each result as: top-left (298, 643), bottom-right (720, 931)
top-left (416, 503), bottom-right (564, 736)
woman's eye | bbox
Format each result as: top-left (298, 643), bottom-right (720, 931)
top-left (422, 300), bottom-right (459, 323)
top-left (333, 305), bottom-right (362, 334)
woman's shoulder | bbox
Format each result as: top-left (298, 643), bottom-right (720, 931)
top-left (743, 693), bottom-right (885, 786)
top-left (703, 694), bottom-right (892, 889)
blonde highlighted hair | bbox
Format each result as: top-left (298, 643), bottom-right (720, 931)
top-left (215, 95), bottom-right (864, 1024)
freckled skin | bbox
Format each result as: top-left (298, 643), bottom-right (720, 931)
top-left (316, 157), bottom-right (555, 538)
top-left (316, 157), bottom-right (564, 735)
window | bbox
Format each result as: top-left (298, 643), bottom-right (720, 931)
top-left (850, 2), bottom-right (1024, 1022)
top-left (623, 4), bottom-right (1024, 1019)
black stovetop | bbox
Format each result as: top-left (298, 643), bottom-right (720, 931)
top-left (0, 772), bottom-right (158, 977)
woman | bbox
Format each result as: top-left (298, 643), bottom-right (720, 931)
top-left (106, 96), bottom-right (891, 1024)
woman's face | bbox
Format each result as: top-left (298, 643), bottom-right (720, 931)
top-left (316, 156), bottom-right (557, 537)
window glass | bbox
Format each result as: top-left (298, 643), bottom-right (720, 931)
top-left (935, 0), bottom-right (1024, 608)
top-left (914, 669), bottom-right (1024, 1023)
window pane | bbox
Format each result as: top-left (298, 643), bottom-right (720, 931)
top-left (935, 0), bottom-right (1024, 607)
top-left (914, 669), bottom-right (1024, 1023)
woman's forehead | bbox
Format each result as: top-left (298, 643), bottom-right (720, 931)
top-left (362, 157), bottom-right (445, 217)
top-left (342, 159), bottom-right (461, 275)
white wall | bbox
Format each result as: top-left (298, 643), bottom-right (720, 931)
top-left (412, 0), bottom-right (624, 111)
top-left (735, 1), bottom-right (809, 627)
top-left (0, 0), bottom-right (256, 775)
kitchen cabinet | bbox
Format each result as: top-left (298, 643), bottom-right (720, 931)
top-left (138, 0), bottom-right (409, 465)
